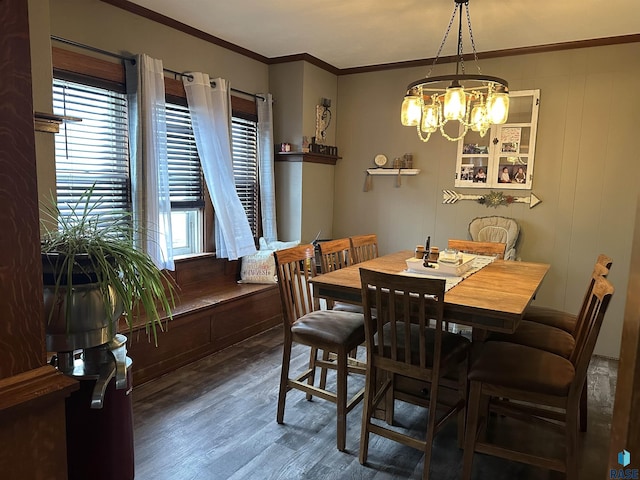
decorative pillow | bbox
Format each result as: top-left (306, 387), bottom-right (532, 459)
top-left (239, 249), bottom-right (277, 284)
top-left (258, 237), bottom-right (300, 251)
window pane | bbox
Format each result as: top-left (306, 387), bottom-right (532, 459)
top-left (170, 209), bottom-right (202, 256)
top-left (166, 101), bottom-right (204, 254)
top-left (53, 79), bottom-right (131, 231)
top-left (231, 117), bottom-right (259, 236)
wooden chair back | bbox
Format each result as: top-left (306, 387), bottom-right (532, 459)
top-left (569, 262), bottom-right (610, 338)
top-left (570, 275), bottom-right (614, 375)
top-left (360, 268), bottom-right (446, 376)
top-left (447, 239), bottom-right (506, 259)
top-left (318, 238), bottom-right (353, 274)
top-left (273, 244), bottom-right (318, 327)
top-left (596, 253), bottom-right (613, 269)
top-left (350, 234), bottom-right (379, 264)
top-left (358, 267), bottom-right (467, 475)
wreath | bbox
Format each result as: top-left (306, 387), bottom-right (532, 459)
top-left (477, 191), bottom-right (515, 208)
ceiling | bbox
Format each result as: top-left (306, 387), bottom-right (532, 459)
top-left (125, 0), bottom-right (640, 70)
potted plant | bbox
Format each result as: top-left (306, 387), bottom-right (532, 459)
top-left (41, 186), bottom-right (175, 352)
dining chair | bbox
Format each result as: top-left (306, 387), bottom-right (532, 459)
top-left (358, 268), bottom-right (470, 480)
top-left (512, 256), bottom-right (612, 432)
top-left (318, 238), bottom-right (363, 315)
top-left (273, 244), bottom-right (366, 452)
top-left (524, 254), bottom-right (613, 333)
top-left (318, 238), bottom-right (353, 274)
top-left (461, 275), bottom-right (614, 480)
top-left (447, 239), bottom-right (506, 259)
top-left (490, 262), bottom-right (610, 352)
top-left (350, 234), bottom-right (379, 264)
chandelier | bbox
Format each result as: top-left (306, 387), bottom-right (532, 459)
top-left (401, 0), bottom-right (509, 143)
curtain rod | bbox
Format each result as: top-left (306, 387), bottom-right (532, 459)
top-left (51, 35), bottom-right (266, 101)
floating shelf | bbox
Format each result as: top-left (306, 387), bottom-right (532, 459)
top-left (276, 151), bottom-right (341, 165)
top-left (366, 168), bottom-right (420, 176)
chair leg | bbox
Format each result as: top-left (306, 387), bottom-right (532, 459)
top-left (384, 372), bottom-right (395, 425)
top-left (306, 347), bottom-right (318, 401)
top-left (359, 358), bottom-right (376, 464)
top-left (462, 381), bottom-right (482, 480)
top-left (336, 349), bottom-right (348, 452)
top-left (319, 349), bottom-right (330, 390)
top-left (349, 346), bottom-right (358, 359)
top-left (422, 369), bottom-right (441, 480)
top-left (457, 355), bottom-right (469, 449)
top-left (566, 399), bottom-right (580, 480)
top-left (579, 381), bottom-right (588, 432)
top-left (277, 339), bottom-right (293, 424)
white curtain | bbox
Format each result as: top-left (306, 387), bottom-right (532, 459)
top-left (257, 93), bottom-right (277, 243)
top-left (126, 54), bottom-right (174, 271)
top-left (183, 73), bottom-right (256, 260)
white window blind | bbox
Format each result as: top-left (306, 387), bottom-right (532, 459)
top-left (166, 102), bottom-right (204, 208)
top-left (52, 79), bottom-right (131, 228)
top-left (231, 116), bottom-right (259, 236)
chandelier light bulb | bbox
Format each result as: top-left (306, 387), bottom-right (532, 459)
top-left (470, 102), bottom-right (489, 135)
top-left (421, 102), bottom-right (439, 133)
top-left (487, 91), bottom-right (509, 124)
top-left (401, 93), bottom-right (422, 127)
top-left (444, 83), bottom-right (466, 121)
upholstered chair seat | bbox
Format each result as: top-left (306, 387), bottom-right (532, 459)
top-left (487, 320), bottom-right (576, 358)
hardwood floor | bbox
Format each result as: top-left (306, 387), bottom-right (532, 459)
top-left (132, 326), bottom-right (616, 480)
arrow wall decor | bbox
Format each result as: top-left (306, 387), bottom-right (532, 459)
top-left (442, 190), bottom-right (542, 209)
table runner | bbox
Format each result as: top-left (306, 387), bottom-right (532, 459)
top-left (400, 255), bottom-right (496, 292)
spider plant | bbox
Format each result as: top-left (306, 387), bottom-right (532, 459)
top-left (41, 186), bottom-right (176, 347)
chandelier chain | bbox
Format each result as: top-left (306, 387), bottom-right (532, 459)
top-left (465, 3), bottom-right (483, 75)
top-left (426, 4), bottom-right (458, 78)
top-left (458, 10), bottom-right (466, 75)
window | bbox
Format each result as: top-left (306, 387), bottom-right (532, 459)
top-left (454, 90), bottom-right (540, 190)
top-left (166, 101), bottom-right (204, 255)
top-left (231, 116), bottom-right (259, 237)
top-left (52, 64), bottom-right (260, 256)
top-left (52, 79), bottom-right (131, 230)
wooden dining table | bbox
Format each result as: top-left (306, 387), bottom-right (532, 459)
top-left (310, 250), bottom-right (550, 339)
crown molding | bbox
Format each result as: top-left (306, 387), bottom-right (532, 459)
top-left (99, 0), bottom-right (270, 64)
top-left (98, 2), bottom-right (640, 77)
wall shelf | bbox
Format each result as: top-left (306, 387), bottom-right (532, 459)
top-left (276, 151), bottom-right (340, 165)
top-left (366, 168), bottom-right (420, 176)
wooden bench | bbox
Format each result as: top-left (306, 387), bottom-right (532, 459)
top-left (122, 255), bottom-right (282, 386)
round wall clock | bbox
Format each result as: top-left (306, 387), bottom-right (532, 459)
top-left (374, 154), bottom-right (388, 167)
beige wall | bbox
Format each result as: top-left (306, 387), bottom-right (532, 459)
top-left (334, 43), bottom-right (640, 358)
top-left (301, 162), bottom-right (334, 242)
top-left (275, 162), bottom-right (302, 242)
top-left (271, 60), bottom-right (338, 242)
top-left (270, 61), bottom-right (304, 148)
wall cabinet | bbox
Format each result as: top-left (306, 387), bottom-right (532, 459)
top-left (455, 90), bottom-right (540, 190)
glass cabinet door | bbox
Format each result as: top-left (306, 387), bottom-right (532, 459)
top-left (455, 90), bottom-right (540, 189)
